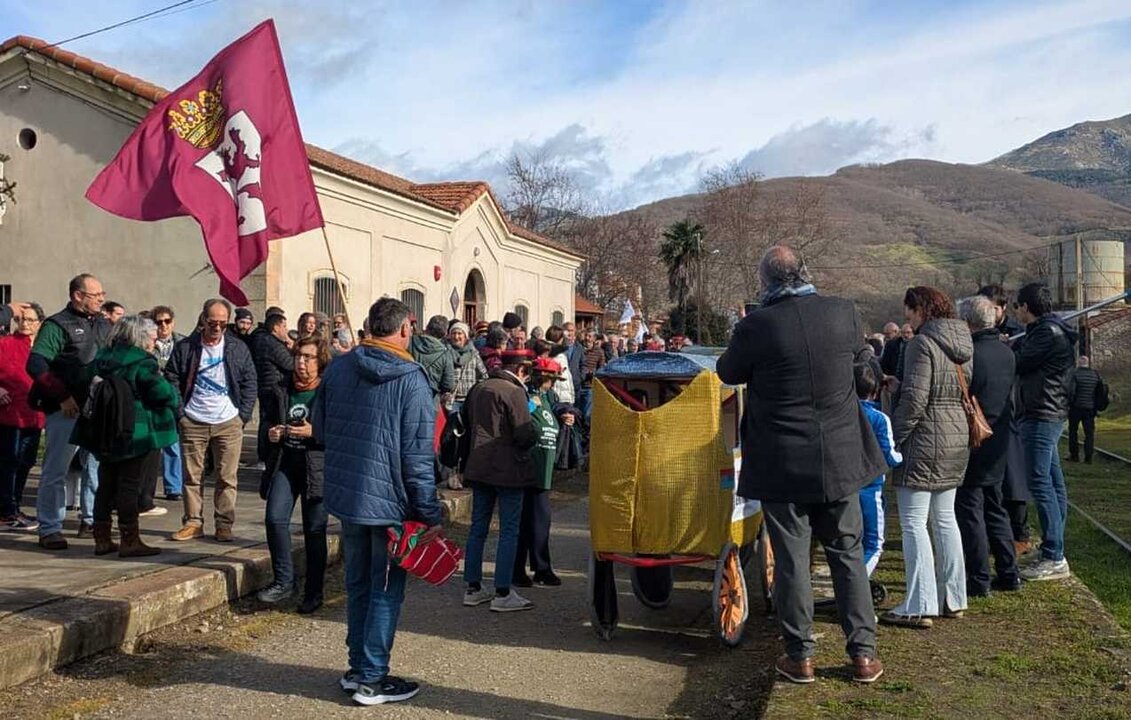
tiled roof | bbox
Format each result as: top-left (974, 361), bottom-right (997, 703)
top-left (1, 34), bottom-right (580, 258)
top-left (575, 295), bottom-right (605, 315)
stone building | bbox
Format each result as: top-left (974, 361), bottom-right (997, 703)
top-left (0, 36), bottom-right (582, 328)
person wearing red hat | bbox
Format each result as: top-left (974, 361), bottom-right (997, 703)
top-left (513, 357), bottom-right (563, 587)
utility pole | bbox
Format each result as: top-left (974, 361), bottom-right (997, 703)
top-left (695, 231), bottom-right (704, 345)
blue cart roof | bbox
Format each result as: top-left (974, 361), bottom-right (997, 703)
top-left (596, 351), bottom-right (721, 379)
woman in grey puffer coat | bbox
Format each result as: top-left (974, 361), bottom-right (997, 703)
top-left (883, 286), bottom-right (973, 629)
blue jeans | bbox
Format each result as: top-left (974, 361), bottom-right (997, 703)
top-left (577, 387), bottom-right (594, 423)
top-left (0, 426), bottom-right (41, 517)
top-left (162, 441), bottom-right (183, 496)
top-left (1021, 419), bottom-right (1068, 561)
top-left (463, 484), bottom-right (523, 591)
top-left (892, 487), bottom-right (966, 617)
top-left (858, 478), bottom-right (885, 576)
top-left (264, 470), bottom-right (328, 597)
top-left (36, 412), bottom-right (98, 536)
top-left (341, 520), bottom-right (406, 684)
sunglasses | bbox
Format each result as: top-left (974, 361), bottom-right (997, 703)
top-left (155, 318), bottom-right (173, 326)
top-left (205, 320), bottom-right (227, 328)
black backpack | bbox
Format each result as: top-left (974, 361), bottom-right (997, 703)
top-left (1095, 378), bottom-right (1110, 413)
top-left (74, 375), bottom-right (136, 459)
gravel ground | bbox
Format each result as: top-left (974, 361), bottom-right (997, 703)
top-left (4, 495), bottom-right (779, 720)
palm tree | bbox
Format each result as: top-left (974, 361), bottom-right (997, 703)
top-left (659, 219), bottom-right (704, 334)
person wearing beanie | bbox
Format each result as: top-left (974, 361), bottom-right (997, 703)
top-left (473, 320), bottom-right (490, 350)
top-left (502, 312), bottom-right (523, 332)
top-left (448, 322), bottom-right (488, 409)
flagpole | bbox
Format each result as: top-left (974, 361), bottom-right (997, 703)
top-left (320, 226), bottom-right (354, 336)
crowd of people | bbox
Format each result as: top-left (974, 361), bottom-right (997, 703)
top-left (0, 252), bottom-right (1109, 703)
top-left (718, 245), bottom-right (1105, 685)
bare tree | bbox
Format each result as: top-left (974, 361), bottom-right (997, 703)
top-left (561, 209), bottom-right (663, 312)
top-left (503, 149), bottom-right (586, 239)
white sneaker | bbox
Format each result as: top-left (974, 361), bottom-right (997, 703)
top-left (1021, 558), bottom-right (1070, 581)
top-left (139, 506), bottom-right (168, 517)
top-left (490, 589), bottom-right (534, 613)
top-left (463, 587), bottom-right (494, 607)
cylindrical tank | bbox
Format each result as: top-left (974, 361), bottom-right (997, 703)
top-left (1047, 238), bottom-right (1125, 308)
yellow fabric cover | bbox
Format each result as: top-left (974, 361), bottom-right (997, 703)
top-left (589, 372), bottom-right (737, 555)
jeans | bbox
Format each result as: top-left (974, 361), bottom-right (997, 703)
top-left (1068, 409), bottom-right (1095, 462)
top-left (162, 441), bottom-right (183, 496)
top-left (341, 520), bottom-right (406, 684)
top-left (763, 498), bottom-right (877, 661)
top-left (463, 484), bottom-right (524, 591)
top-left (37, 412), bottom-right (98, 537)
top-left (577, 387), bottom-right (594, 421)
top-left (1021, 419), bottom-right (1068, 562)
top-left (0, 426), bottom-right (41, 517)
top-left (94, 451), bottom-right (159, 526)
top-left (858, 478), bottom-right (885, 576)
top-left (892, 487), bottom-right (966, 617)
top-left (264, 470), bottom-right (328, 598)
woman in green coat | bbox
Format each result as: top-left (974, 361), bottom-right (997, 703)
top-left (82, 316), bottom-right (180, 557)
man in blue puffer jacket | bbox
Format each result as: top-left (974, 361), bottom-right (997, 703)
top-left (312, 297), bottom-right (442, 708)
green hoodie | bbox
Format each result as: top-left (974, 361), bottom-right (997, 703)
top-left (409, 334), bottom-right (456, 396)
top-left (76, 345), bottom-right (181, 462)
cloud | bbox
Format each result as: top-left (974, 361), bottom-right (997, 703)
top-left (738, 119), bottom-right (939, 178)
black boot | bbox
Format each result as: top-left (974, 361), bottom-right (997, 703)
top-left (92, 521), bottom-right (118, 556)
top-left (119, 522), bottom-right (161, 558)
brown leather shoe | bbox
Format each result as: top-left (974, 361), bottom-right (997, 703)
top-left (1014, 539), bottom-right (1033, 557)
top-left (170, 524), bottom-right (204, 542)
top-left (852, 656), bottom-right (884, 683)
top-left (92, 521), bottom-right (118, 556)
top-left (214, 527), bottom-right (234, 543)
top-left (38, 532), bottom-right (69, 551)
top-left (775, 654), bottom-right (815, 684)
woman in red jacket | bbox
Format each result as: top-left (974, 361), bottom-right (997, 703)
top-left (0, 303), bottom-right (46, 531)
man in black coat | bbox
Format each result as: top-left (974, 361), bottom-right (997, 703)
top-left (955, 296), bottom-right (1020, 596)
top-left (247, 312), bottom-right (294, 464)
top-left (1067, 355), bottom-right (1102, 463)
top-left (717, 245), bottom-right (886, 686)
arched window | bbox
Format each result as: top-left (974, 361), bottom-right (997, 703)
top-left (313, 277), bottom-right (345, 317)
top-left (551, 310), bottom-right (564, 327)
top-left (514, 304), bottom-right (529, 329)
top-left (401, 289), bottom-right (425, 323)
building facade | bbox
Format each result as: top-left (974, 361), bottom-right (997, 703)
top-left (0, 36), bottom-right (581, 329)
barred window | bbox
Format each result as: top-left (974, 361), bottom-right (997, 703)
top-left (0, 284), bottom-right (10, 306)
top-left (401, 289), bottom-right (425, 323)
top-left (515, 303), bottom-right (529, 328)
top-left (551, 310), bottom-right (564, 327)
top-left (313, 277), bottom-right (345, 317)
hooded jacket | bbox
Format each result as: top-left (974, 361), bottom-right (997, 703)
top-left (892, 318), bottom-right (974, 491)
top-left (410, 334), bottom-right (456, 397)
top-left (1014, 313), bottom-right (1078, 421)
top-left (313, 344), bottom-right (442, 527)
top-left (78, 344), bottom-right (180, 462)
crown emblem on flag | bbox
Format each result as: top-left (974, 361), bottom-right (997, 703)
top-left (167, 79), bottom-right (225, 148)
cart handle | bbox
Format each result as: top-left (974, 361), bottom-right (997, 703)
top-left (596, 553), bottom-right (713, 567)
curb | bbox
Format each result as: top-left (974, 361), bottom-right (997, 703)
top-left (0, 533), bottom-right (340, 691)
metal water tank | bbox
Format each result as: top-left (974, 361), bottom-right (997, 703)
top-left (1048, 238), bottom-right (1125, 308)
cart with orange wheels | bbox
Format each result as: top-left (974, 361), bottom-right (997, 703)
top-left (585, 350), bottom-right (773, 647)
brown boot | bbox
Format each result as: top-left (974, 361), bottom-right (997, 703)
top-left (119, 523), bottom-right (161, 558)
top-left (92, 521), bottom-right (118, 556)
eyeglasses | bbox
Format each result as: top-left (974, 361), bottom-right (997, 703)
top-left (17, 317), bottom-right (40, 324)
top-left (82, 291), bottom-right (106, 299)
top-left (295, 353), bottom-right (319, 363)
top-left (155, 318), bottom-right (173, 326)
top-left (204, 320), bottom-right (227, 328)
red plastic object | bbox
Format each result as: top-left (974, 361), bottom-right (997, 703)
top-left (387, 521), bottom-right (464, 586)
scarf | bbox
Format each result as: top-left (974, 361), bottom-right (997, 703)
top-left (361, 337), bottom-right (415, 362)
top-left (292, 374), bottom-right (321, 393)
top-left (761, 282), bottom-right (817, 306)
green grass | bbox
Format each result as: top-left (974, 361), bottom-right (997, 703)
top-left (1095, 415), bottom-right (1131, 458)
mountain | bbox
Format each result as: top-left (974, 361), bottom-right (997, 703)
top-left (623, 159), bottom-right (1131, 327)
top-left (987, 114), bottom-right (1131, 207)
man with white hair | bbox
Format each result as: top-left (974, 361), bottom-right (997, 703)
top-left (718, 244), bottom-right (885, 685)
top-left (955, 296), bottom-right (1021, 596)
top-left (1067, 355), bottom-right (1104, 464)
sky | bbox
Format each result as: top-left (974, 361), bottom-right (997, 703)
top-left (6, 0), bottom-right (1131, 209)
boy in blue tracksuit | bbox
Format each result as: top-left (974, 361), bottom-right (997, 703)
top-left (855, 360), bottom-right (902, 575)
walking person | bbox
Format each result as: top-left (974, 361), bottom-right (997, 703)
top-left (151, 306), bottom-right (185, 501)
top-left (717, 245), bottom-right (885, 684)
top-left (257, 336), bottom-right (330, 614)
top-left (462, 349), bottom-right (539, 613)
top-left (313, 298), bottom-right (442, 706)
top-left (165, 299), bottom-right (257, 543)
top-left (1067, 355), bottom-right (1102, 464)
top-left (0, 303), bottom-right (46, 531)
top-left (883, 286), bottom-right (972, 629)
top-left (955, 296), bottom-right (1021, 596)
top-left (27, 274), bottom-right (111, 550)
top-left (1013, 283), bottom-right (1076, 581)
top-left (79, 316), bottom-right (180, 557)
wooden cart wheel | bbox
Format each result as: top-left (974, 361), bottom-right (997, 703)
top-left (587, 553), bottom-right (618, 641)
top-left (630, 565), bottom-right (674, 609)
top-left (757, 521), bottom-right (776, 615)
top-left (712, 542), bottom-right (749, 647)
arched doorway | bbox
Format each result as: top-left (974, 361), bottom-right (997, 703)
top-left (463, 269), bottom-right (486, 325)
